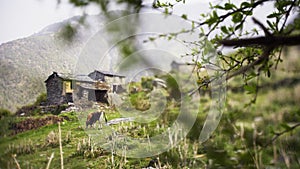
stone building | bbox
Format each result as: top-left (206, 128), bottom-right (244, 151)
top-left (45, 70), bottom-right (125, 105)
top-left (88, 70), bottom-right (125, 93)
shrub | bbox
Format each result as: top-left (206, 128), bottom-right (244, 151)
top-left (129, 92), bottom-right (150, 111)
top-left (50, 104), bottom-right (68, 115)
top-left (0, 108), bottom-right (11, 119)
top-left (14, 93), bottom-right (47, 116)
top-left (141, 77), bottom-right (153, 90)
top-left (15, 104), bottom-right (40, 116)
top-left (34, 93), bottom-right (47, 106)
top-left (6, 139), bottom-right (36, 155)
top-left (0, 108), bottom-right (14, 137)
top-left (58, 111), bottom-right (78, 121)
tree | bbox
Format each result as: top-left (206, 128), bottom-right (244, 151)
top-left (65, 0), bottom-right (300, 91)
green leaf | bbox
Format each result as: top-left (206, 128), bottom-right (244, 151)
top-left (214, 5), bottom-right (224, 10)
top-left (148, 37), bottom-right (156, 41)
top-left (280, 123), bottom-right (292, 130)
top-left (269, 126), bottom-right (276, 135)
top-left (196, 61), bottom-right (202, 68)
top-left (228, 26), bottom-right (234, 32)
top-left (241, 2), bottom-right (252, 8)
top-left (153, 0), bottom-right (161, 8)
top-left (275, 0), bottom-right (293, 11)
top-left (164, 7), bottom-right (169, 14)
top-left (209, 2), bottom-right (213, 9)
top-left (244, 84), bottom-right (256, 94)
top-left (242, 10), bottom-right (252, 16)
top-left (181, 14), bottom-right (188, 20)
top-left (296, 108), bottom-right (300, 116)
top-left (232, 12), bottom-right (243, 23)
top-left (221, 26), bottom-right (229, 34)
top-left (224, 3), bottom-right (236, 10)
top-left (206, 12), bottom-right (219, 27)
top-left (235, 23), bottom-right (243, 31)
top-left (267, 20), bottom-right (276, 31)
top-left (60, 24), bottom-right (77, 41)
top-left (213, 10), bottom-right (218, 18)
top-left (267, 13), bottom-right (281, 18)
top-left (70, 0), bottom-right (89, 6)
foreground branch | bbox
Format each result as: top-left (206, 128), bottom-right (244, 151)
top-left (263, 122), bottom-right (300, 148)
top-left (220, 34), bottom-right (300, 47)
top-left (226, 47), bottom-right (273, 80)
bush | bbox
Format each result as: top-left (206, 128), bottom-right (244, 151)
top-left (0, 109), bottom-right (14, 137)
top-left (59, 111), bottom-right (78, 121)
top-left (34, 93), bottom-right (47, 106)
top-left (51, 104), bottom-right (68, 115)
top-left (15, 93), bottom-right (46, 116)
top-left (0, 108), bottom-right (11, 118)
top-left (141, 77), bottom-right (153, 90)
top-left (15, 104), bottom-right (40, 116)
top-left (129, 92), bottom-right (150, 111)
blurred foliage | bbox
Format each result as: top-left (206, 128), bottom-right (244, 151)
top-left (141, 77), bottom-right (154, 90)
top-left (129, 91), bottom-right (150, 111)
top-left (60, 23), bottom-right (78, 42)
top-left (60, 0), bottom-right (300, 108)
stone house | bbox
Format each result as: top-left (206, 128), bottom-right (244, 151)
top-left (45, 70), bottom-right (125, 105)
top-left (88, 70), bottom-right (125, 93)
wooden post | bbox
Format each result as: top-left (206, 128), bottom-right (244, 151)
top-left (58, 122), bottom-right (64, 169)
top-left (46, 152), bottom-right (54, 169)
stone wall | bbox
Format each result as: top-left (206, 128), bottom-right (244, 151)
top-left (46, 77), bottom-right (66, 105)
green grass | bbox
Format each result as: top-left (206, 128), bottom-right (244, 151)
top-left (1, 71), bottom-right (300, 168)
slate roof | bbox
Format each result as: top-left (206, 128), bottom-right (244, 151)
top-left (45, 70), bottom-right (125, 83)
top-left (90, 70), bottom-right (125, 77)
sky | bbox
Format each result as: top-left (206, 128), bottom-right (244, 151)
top-left (0, 0), bottom-right (218, 44)
top-left (0, 0), bottom-right (276, 45)
top-left (0, 0), bottom-right (100, 44)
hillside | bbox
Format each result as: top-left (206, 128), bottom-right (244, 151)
top-left (0, 45), bottom-right (299, 168)
top-left (0, 15), bottom-right (105, 112)
top-left (0, 72), bottom-right (300, 168)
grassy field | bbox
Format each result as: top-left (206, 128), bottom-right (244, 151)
top-left (1, 83), bottom-right (300, 168)
top-left (1, 52), bottom-right (300, 168)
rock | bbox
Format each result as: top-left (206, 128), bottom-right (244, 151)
top-left (106, 117), bottom-right (134, 125)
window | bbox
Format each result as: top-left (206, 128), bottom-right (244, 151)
top-left (64, 81), bottom-right (73, 93)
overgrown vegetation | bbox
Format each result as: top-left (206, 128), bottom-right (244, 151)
top-left (1, 61), bottom-right (300, 168)
top-left (0, 108), bottom-right (14, 137)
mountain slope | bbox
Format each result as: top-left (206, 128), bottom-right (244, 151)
top-left (0, 15), bottom-right (104, 112)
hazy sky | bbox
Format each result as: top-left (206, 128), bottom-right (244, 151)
top-left (0, 0), bottom-right (276, 44)
top-left (0, 0), bottom-right (100, 44)
top-left (0, 0), bottom-right (217, 44)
